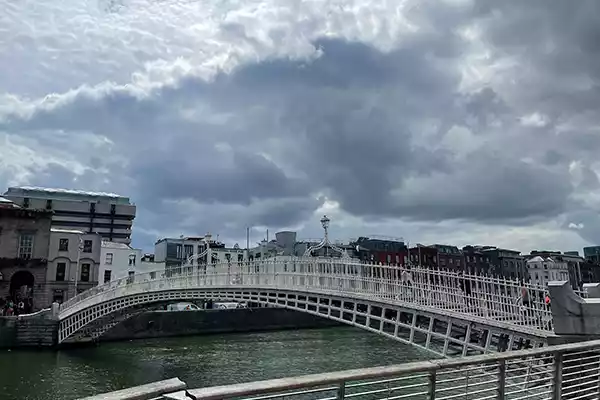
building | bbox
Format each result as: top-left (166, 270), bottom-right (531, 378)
top-left (430, 244), bottom-right (463, 271)
top-left (351, 236), bottom-right (407, 264)
top-left (408, 245), bottom-right (438, 268)
top-left (529, 250), bottom-right (586, 290)
top-left (99, 242), bottom-right (165, 285)
top-left (0, 198), bottom-right (53, 311)
top-left (584, 246), bottom-right (600, 264)
top-left (46, 228), bottom-right (102, 303)
top-left (526, 256), bottom-right (569, 287)
top-left (3, 186), bottom-right (136, 244)
top-left (479, 247), bottom-right (525, 280)
top-left (155, 235), bottom-right (229, 268)
top-left (462, 245), bottom-right (494, 275)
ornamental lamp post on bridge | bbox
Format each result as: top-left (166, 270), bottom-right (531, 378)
top-left (303, 215), bottom-right (350, 259)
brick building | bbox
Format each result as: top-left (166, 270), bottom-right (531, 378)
top-left (430, 244), bottom-right (463, 271)
top-left (352, 237), bottom-right (407, 265)
top-left (462, 245), bottom-right (493, 275)
top-left (0, 197), bottom-right (53, 311)
top-left (408, 244), bottom-right (438, 268)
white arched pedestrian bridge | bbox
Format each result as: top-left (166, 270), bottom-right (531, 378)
top-left (58, 257), bottom-right (555, 356)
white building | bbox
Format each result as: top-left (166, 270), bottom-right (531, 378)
top-left (100, 242), bottom-right (165, 285)
top-left (526, 256), bottom-right (570, 287)
top-left (3, 186), bottom-right (136, 244)
top-left (47, 228), bottom-right (102, 302)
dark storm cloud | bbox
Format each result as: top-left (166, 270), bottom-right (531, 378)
top-left (0, 32), bottom-right (579, 233)
top-left (5, 0), bottom-right (600, 249)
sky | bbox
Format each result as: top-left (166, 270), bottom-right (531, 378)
top-left (1, 0), bottom-right (600, 254)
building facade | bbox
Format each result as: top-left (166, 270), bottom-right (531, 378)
top-left (46, 229), bottom-right (102, 303)
top-left (462, 245), bottom-right (494, 275)
top-left (431, 244), bottom-right (463, 271)
top-left (526, 256), bottom-right (569, 287)
top-left (352, 237), bottom-right (407, 265)
top-left (155, 236), bottom-right (228, 268)
top-left (3, 187), bottom-right (136, 244)
top-left (99, 242), bottom-right (165, 285)
top-left (529, 250), bottom-right (585, 290)
top-left (408, 245), bottom-right (438, 268)
top-left (0, 201), bottom-right (52, 311)
top-left (482, 247), bottom-right (525, 280)
top-left (583, 246), bottom-right (600, 263)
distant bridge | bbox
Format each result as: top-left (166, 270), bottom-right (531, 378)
top-left (58, 257), bottom-right (554, 357)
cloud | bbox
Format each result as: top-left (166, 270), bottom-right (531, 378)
top-left (1, 0), bottom-right (599, 253)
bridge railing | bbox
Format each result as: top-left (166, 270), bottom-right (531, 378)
top-left (59, 257), bottom-right (552, 332)
top-left (156, 338), bottom-right (600, 400)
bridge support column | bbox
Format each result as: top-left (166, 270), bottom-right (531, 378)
top-left (548, 281), bottom-right (600, 345)
top-left (51, 302), bottom-right (60, 320)
top-left (548, 281), bottom-right (600, 399)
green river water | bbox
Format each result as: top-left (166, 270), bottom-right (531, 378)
top-left (0, 327), bottom-right (431, 400)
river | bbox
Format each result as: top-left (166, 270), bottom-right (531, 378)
top-left (0, 327), bottom-right (432, 400)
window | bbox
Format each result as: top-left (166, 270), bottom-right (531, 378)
top-left (184, 244), bottom-right (194, 259)
top-left (129, 254), bottom-right (136, 266)
top-left (52, 290), bottom-right (64, 304)
top-left (105, 253), bottom-right (113, 265)
top-left (238, 254), bottom-right (244, 263)
top-left (80, 264), bottom-right (90, 282)
top-left (104, 270), bottom-right (112, 283)
top-left (18, 234), bottom-right (34, 259)
top-left (59, 238), bottom-right (69, 252)
top-left (83, 240), bottom-right (93, 253)
top-left (176, 244), bottom-right (183, 259)
top-left (56, 263), bottom-right (66, 281)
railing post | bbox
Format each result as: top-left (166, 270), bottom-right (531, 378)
top-left (428, 371), bottom-right (436, 400)
top-left (497, 359), bottom-right (506, 399)
top-left (336, 382), bottom-right (345, 400)
top-left (552, 352), bottom-right (563, 400)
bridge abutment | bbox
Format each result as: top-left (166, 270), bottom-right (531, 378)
top-left (0, 304), bottom-right (59, 349)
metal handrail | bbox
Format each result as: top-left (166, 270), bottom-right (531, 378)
top-left (159, 339), bottom-right (600, 400)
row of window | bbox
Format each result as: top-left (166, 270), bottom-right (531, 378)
top-left (55, 262), bottom-right (91, 282)
top-left (102, 270), bottom-right (134, 284)
top-left (3, 233), bottom-right (95, 260)
top-left (58, 238), bottom-right (93, 253)
top-left (23, 198), bottom-right (120, 215)
top-left (103, 253), bottom-right (137, 266)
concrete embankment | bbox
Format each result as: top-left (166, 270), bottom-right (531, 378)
top-left (99, 308), bottom-right (340, 342)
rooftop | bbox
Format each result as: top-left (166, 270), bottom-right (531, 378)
top-left (101, 241), bottom-right (133, 250)
top-left (0, 197), bottom-right (20, 208)
top-left (51, 228), bottom-right (85, 235)
top-left (6, 186), bottom-right (129, 201)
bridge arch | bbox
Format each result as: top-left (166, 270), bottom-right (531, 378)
top-left (58, 258), bottom-right (553, 356)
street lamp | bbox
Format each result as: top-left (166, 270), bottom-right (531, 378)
top-left (304, 215), bottom-right (349, 258)
top-left (73, 236), bottom-right (83, 297)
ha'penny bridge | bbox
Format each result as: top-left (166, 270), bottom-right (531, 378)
top-left (67, 217), bottom-right (600, 399)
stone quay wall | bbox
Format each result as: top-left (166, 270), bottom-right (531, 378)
top-left (0, 307), bottom-right (339, 348)
top-left (99, 308), bottom-right (340, 342)
top-left (0, 308), bottom-right (58, 348)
